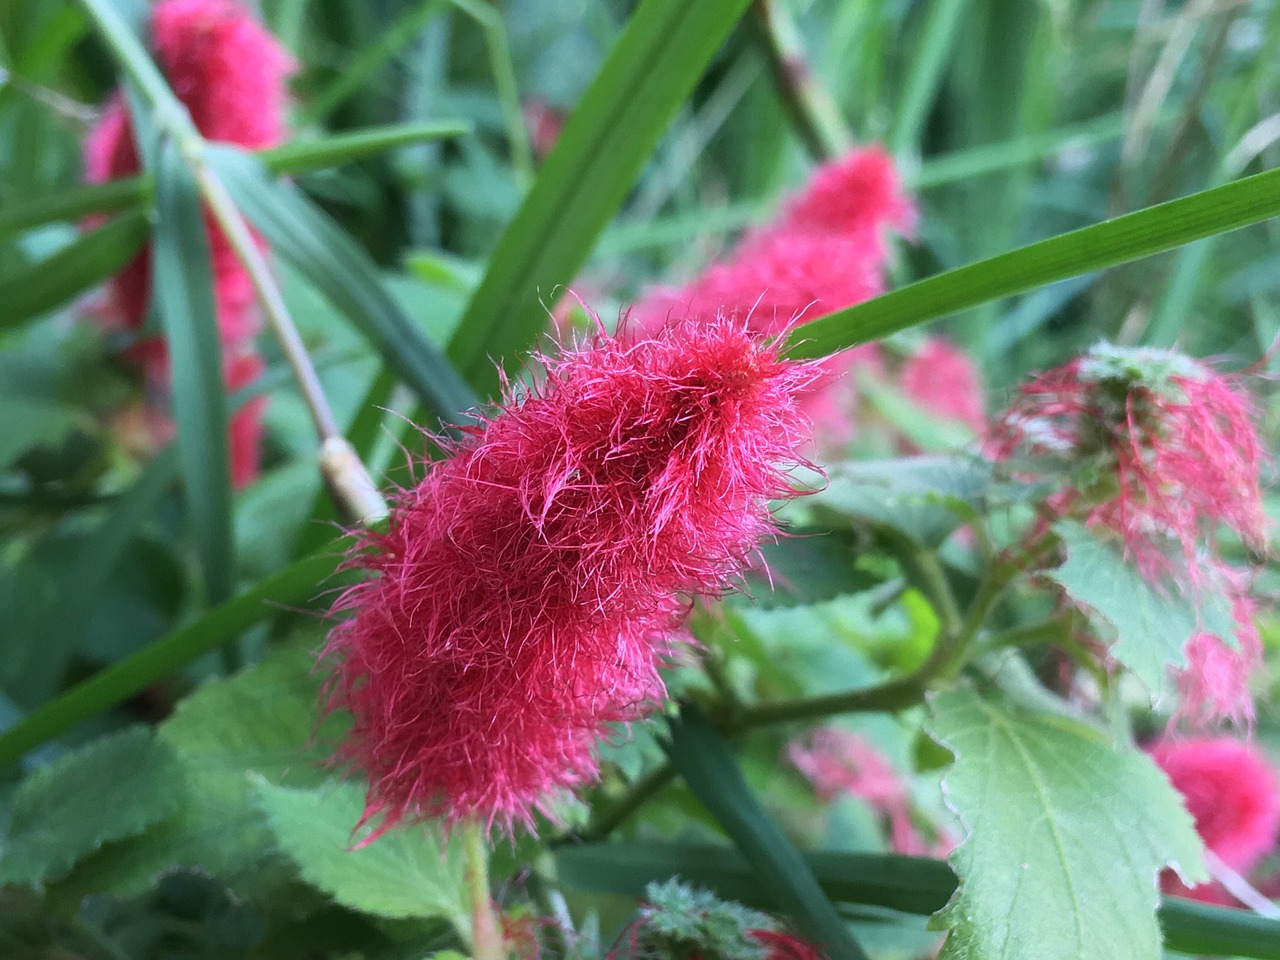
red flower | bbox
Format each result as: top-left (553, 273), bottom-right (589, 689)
top-left (324, 315), bottom-right (816, 835)
top-left (1151, 737), bottom-right (1280, 903)
top-left (633, 146), bottom-right (912, 449)
top-left (899, 337), bottom-right (986, 435)
top-left (1175, 570), bottom-right (1264, 729)
top-left (749, 929), bottom-right (828, 960)
top-left (987, 346), bottom-right (1266, 582)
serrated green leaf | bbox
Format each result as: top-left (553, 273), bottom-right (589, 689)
top-left (0, 727), bottom-right (183, 887)
top-left (207, 146), bottom-right (477, 422)
top-left (928, 688), bottom-right (1206, 960)
top-left (49, 643), bottom-right (338, 900)
top-left (449, 0), bottom-right (753, 396)
top-left (746, 528), bottom-right (876, 609)
top-left (1046, 521), bottom-right (1232, 696)
top-left (812, 457), bottom-right (992, 548)
top-left (664, 706), bottom-right (870, 960)
top-left (0, 546), bottom-right (345, 772)
top-left (0, 211), bottom-right (149, 330)
top-left (152, 140), bottom-right (233, 606)
top-left (255, 778), bottom-right (468, 932)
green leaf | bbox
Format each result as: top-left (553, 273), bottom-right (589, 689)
top-left (664, 705), bottom-right (870, 960)
top-left (788, 166), bottom-right (1280, 359)
top-left (811, 457), bottom-right (992, 548)
top-left (1046, 521), bottom-right (1232, 696)
top-left (208, 146), bottom-right (478, 422)
top-left (748, 528), bottom-right (875, 609)
top-left (152, 141), bottom-right (233, 605)
top-left (255, 778), bottom-right (469, 932)
top-left (928, 688), bottom-right (1206, 960)
top-left (448, 0), bottom-right (753, 396)
top-left (50, 643), bottom-right (337, 900)
top-left (556, 842), bottom-right (1280, 959)
top-left (0, 727), bottom-right (184, 887)
top-left (0, 545), bottom-right (345, 771)
top-left (0, 211), bottom-right (149, 330)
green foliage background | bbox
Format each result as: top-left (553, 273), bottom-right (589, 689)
top-left (2, 0), bottom-right (1280, 958)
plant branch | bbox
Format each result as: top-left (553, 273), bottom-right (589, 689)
top-left (463, 821), bottom-right (506, 960)
top-left (748, 0), bottom-right (850, 161)
top-left (573, 762), bottom-right (676, 842)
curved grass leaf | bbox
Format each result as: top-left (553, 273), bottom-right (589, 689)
top-left (664, 705), bottom-right (870, 960)
top-left (0, 545), bottom-right (345, 771)
top-left (788, 166), bottom-right (1280, 359)
top-left (208, 146), bottom-right (478, 422)
top-left (555, 842), bottom-right (1280, 960)
top-left (0, 210), bottom-right (149, 329)
top-left (0, 121), bottom-right (469, 239)
top-left (153, 141), bottom-right (233, 606)
top-left (448, 0), bottom-right (753, 396)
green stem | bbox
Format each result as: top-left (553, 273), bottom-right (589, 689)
top-left (574, 762), bottom-right (677, 842)
top-left (463, 821), bottom-right (505, 960)
top-left (749, 0), bottom-right (851, 161)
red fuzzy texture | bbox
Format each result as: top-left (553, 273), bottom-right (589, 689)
top-left (778, 143), bottom-right (916, 240)
top-left (1151, 737), bottom-right (1280, 902)
top-left (82, 0), bottom-right (291, 344)
top-left (324, 316), bottom-right (816, 835)
top-left (900, 337), bottom-right (986, 434)
top-left (633, 146), bottom-right (912, 448)
top-left (987, 349), bottom-right (1266, 582)
top-left (748, 929), bottom-right (828, 960)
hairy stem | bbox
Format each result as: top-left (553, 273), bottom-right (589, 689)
top-left (463, 821), bottom-right (506, 960)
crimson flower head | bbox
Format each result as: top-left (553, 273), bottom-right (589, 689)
top-left (84, 0), bottom-right (292, 487)
top-left (324, 315), bottom-right (816, 836)
top-left (1150, 737), bottom-right (1280, 903)
top-left (987, 344), bottom-right (1266, 581)
top-left (1175, 570), bottom-right (1264, 729)
top-left (634, 145), bottom-right (911, 449)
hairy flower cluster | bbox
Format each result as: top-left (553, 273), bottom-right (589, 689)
top-left (634, 146), bottom-right (912, 446)
top-left (84, 0), bottom-right (294, 486)
top-left (609, 880), bottom-right (826, 960)
top-left (787, 727), bottom-right (947, 856)
top-left (988, 344), bottom-right (1267, 724)
top-left (324, 316), bottom-right (816, 835)
top-left (1151, 737), bottom-right (1280, 904)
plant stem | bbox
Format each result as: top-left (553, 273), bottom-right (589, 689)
top-left (749, 0), bottom-right (850, 161)
top-left (463, 821), bottom-right (506, 960)
top-left (77, 0), bottom-right (388, 526)
top-left (574, 762), bottom-right (676, 842)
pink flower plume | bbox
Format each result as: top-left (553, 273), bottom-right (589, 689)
top-left (324, 315), bottom-right (816, 836)
top-left (1151, 737), bottom-right (1280, 901)
top-left (778, 144), bottom-right (916, 240)
top-left (987, 346), bottom-right (1266, 581)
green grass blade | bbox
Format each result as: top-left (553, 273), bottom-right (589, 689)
top-left (152, 140), bottom-right (233, 605)
top-left (299, 0), bottom-right (448, 126)
top-left (208, 145), bottom-right (478, 421)
top-left (787, 166), bottom-right (1280, 359)
top-left (0, 546), bottom-right (345, 771)
top-left (0, 181), bottom-right (148, 241)
top-left (664, 706), bottom-right (870, 960)
top-left (0, 122), bottom-right (470, 240)
top-left (557, 843), bottom-right (1280, 959)
top-left (888, 0), bottom-right (967, 155)
top-left (448, 0), bottom-right (753, 397)
top-left (262, 119), bottom-right (472, 174)
top-left (0, 210), bottom-right (149, 328)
